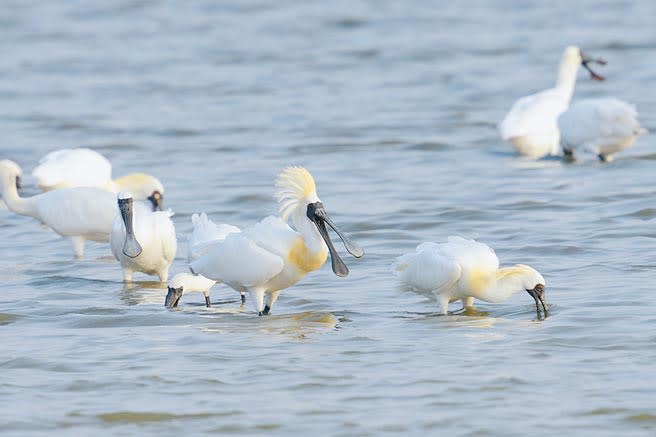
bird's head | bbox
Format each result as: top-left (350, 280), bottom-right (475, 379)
top-left (165, 285), bottom-right (184, 308)
top-left (515, 264), bottom-right (548, 318)
top-left (0, 160), bottom-right (23, 193)
top-left (115, 173), bottom-right (165, 211)
top-left (275, 166), bottom-right (364, 277)
top-left (563, 46), bottom-right (606, 81)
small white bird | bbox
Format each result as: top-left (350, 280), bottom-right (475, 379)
top-left (164, 213), bottom-right (241, 308)
top-left (165, 272), bottom-right (217, 308)
top-left (1, 159), bottom-right (118, 258)
top-left (32, 148), bottom-right (165, 210)
top-left (110, 192), bottom-right (177, 282)
top-left (392, 237), bottom-right (547, 318)
top-left (189, 166), bottom-right (364, 316)
top-left (499, 46), bottom-right (606, 158)
top-left (559, 98), bottom-right (648, 162)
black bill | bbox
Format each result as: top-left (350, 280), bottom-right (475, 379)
top-left (15, 175), bottom-right (21, 191)
top-left (118, 197), bottom-right (143, 258)
top-left (580, 50), bottom-right (606, 81)
top-left (526, 285), bottom-right (548, 319)
top-left (165, 286), bottom-right (183, 308)
top-left (307, 202), bottom-right (364, 277)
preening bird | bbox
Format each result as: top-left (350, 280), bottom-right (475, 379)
top-left (499, 46), bottom-right (606, 158)
top-left (110, 192), bottom-right (177, 282)
top-left (0, 159), bottom-right (118, 258)
top-left (392, 237), bottom-right (547, 318)
top-left (32, 148), bottom-right (165, 210)
top-left (559, 98), bottom-right (648, 162)
top-left (189, 166), bottom-right (364, 316)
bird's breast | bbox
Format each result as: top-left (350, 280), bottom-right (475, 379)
top-left (286, 237), bottom-right (328, 273)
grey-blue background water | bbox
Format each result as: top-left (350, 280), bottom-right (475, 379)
top-left (2, 1), bottom-right (656, 435)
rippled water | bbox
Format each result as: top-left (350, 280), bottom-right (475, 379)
top-left (2, 1), bottom-right (656, 435)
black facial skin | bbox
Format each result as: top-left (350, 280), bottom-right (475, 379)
top-left (580, 50), bottom-right (606, 81)
top-left (165, 286), bottom-right (183, 308)
top-left (306, 202), bottom-right (364, 277)
top-left (118, 197), bottom-right (143, 258)
top-left (148, 191), bottom-right (163, 211)
top-left (15, 175), bottom-right (21, 191)
top-left (526, 284), bottom-right (548, 319)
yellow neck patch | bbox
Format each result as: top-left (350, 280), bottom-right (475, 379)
top-left (287, 237), bottom-right (328, 273)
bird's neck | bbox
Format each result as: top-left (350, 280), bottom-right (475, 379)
top-left (555, 59), bottom-right (579, 102)
top-left (290, 210), bottom-right (328, 271)
top-left (473, 268), bottom-right (526, 303)
top-left (1, 175), bottom-right (36, 217)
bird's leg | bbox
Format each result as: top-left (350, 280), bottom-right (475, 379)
top-left (71, 236), bottom-right (85, 259)
top-left (461, 297), bottom-right (474, 310)
top-left (438, 295), bottom-right (450, 315)
top-left (158, 268), bottom-right (169, 283)
top-left (562, 148), bottom-right (574, 161)
top-left (598, 153), bottom-right (613, 162)
top-left (240, 292), bottom-right (246, 305)
top-left (122, 268), bottom-right (133, 283)
top-left (204, 291), bottom-right (211, 308)
top-left (249, 289), bottom-right (265, 316)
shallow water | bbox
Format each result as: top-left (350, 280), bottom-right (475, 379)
top-left (2, 0), bottom-right (656, 435)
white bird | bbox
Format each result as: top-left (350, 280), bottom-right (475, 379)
top-left (559, 98), bottom-right (648, 162)
top-left (165, 272), bottom-right (217, 308)
top-left (189, 166), bottom-right (364, 316)
top-left (392, 237), bottom-right (547, 318)
top-left (165, 213), bottom-right (241, 308)
top-left (110, 192), bottom-right (177, 282)
top-left (0, 159), bottom-right (118, 258)
top-left (32, 148), bottom-right (166, 210)
top-left (499, 46), bottom-right (606, 158)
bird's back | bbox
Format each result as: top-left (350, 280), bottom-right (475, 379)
top-left (32, 148), bottom-right (112, 191)
top-left (500, 89), bottom-right (568, 139)
top-left (559, 98), bottom-right (646, 149)
top-left (187, 213), bottom-right (240, 262)
top-left (35, 188), bottom-right (117, 239)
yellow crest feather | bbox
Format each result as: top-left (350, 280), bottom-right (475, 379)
top-left (275, 166), bottom-right (317, 221)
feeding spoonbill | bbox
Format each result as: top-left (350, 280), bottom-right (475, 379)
top-left (165, 213), bottom-right (241, 308)
top-left (1, 159), bottom-right (118, 258)
top-left (558, 98), bottom-right (648, 162)
top-left (189, 166), bottom-right (364, 316)
top-left (110, 192), bottom-right (177, 282)
top-left (32, 148), bottom-right (165, 210)
top-left (165, 272), bottom-right (217, 308)
top-left (392, 237), bottom-right (547, 318)
top-left (499, 46), bottom-right (606, 158)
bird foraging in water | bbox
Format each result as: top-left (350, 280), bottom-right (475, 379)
top-left (392, 237), bottom-right (547, 318)
top-left (110, 192), bottom-right (177, 282)
top-left (165, 213), bottom-right (241, 308)
top-left (165, 272), bottom-right (217, 308)
top-left (499, 46), bottom-right (606, 158)
top-left (189, 166), bottom-right (364, 316)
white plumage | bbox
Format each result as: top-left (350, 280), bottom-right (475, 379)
top-left (499, 46), bottom-right (605, 158)
top-left (392, 237), bottom-right (547, 317)
top-left (558, 98), bottom-right (648, 161)
top-left (190, 166), bottom-right (363, 316)
top-left (165, 272), bottom-right (217, 308)
top-left (110, 193), bottom-right (177, 282)
top-left (1, 159), bottom-right (118, 258)
top-left (164, 212), bottom-right (241, 307)
top-left (32, 148), bottom-right (165, 208)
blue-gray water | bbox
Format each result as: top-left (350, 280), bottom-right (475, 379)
top-left (2, 1), bottom-right (656, 435)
